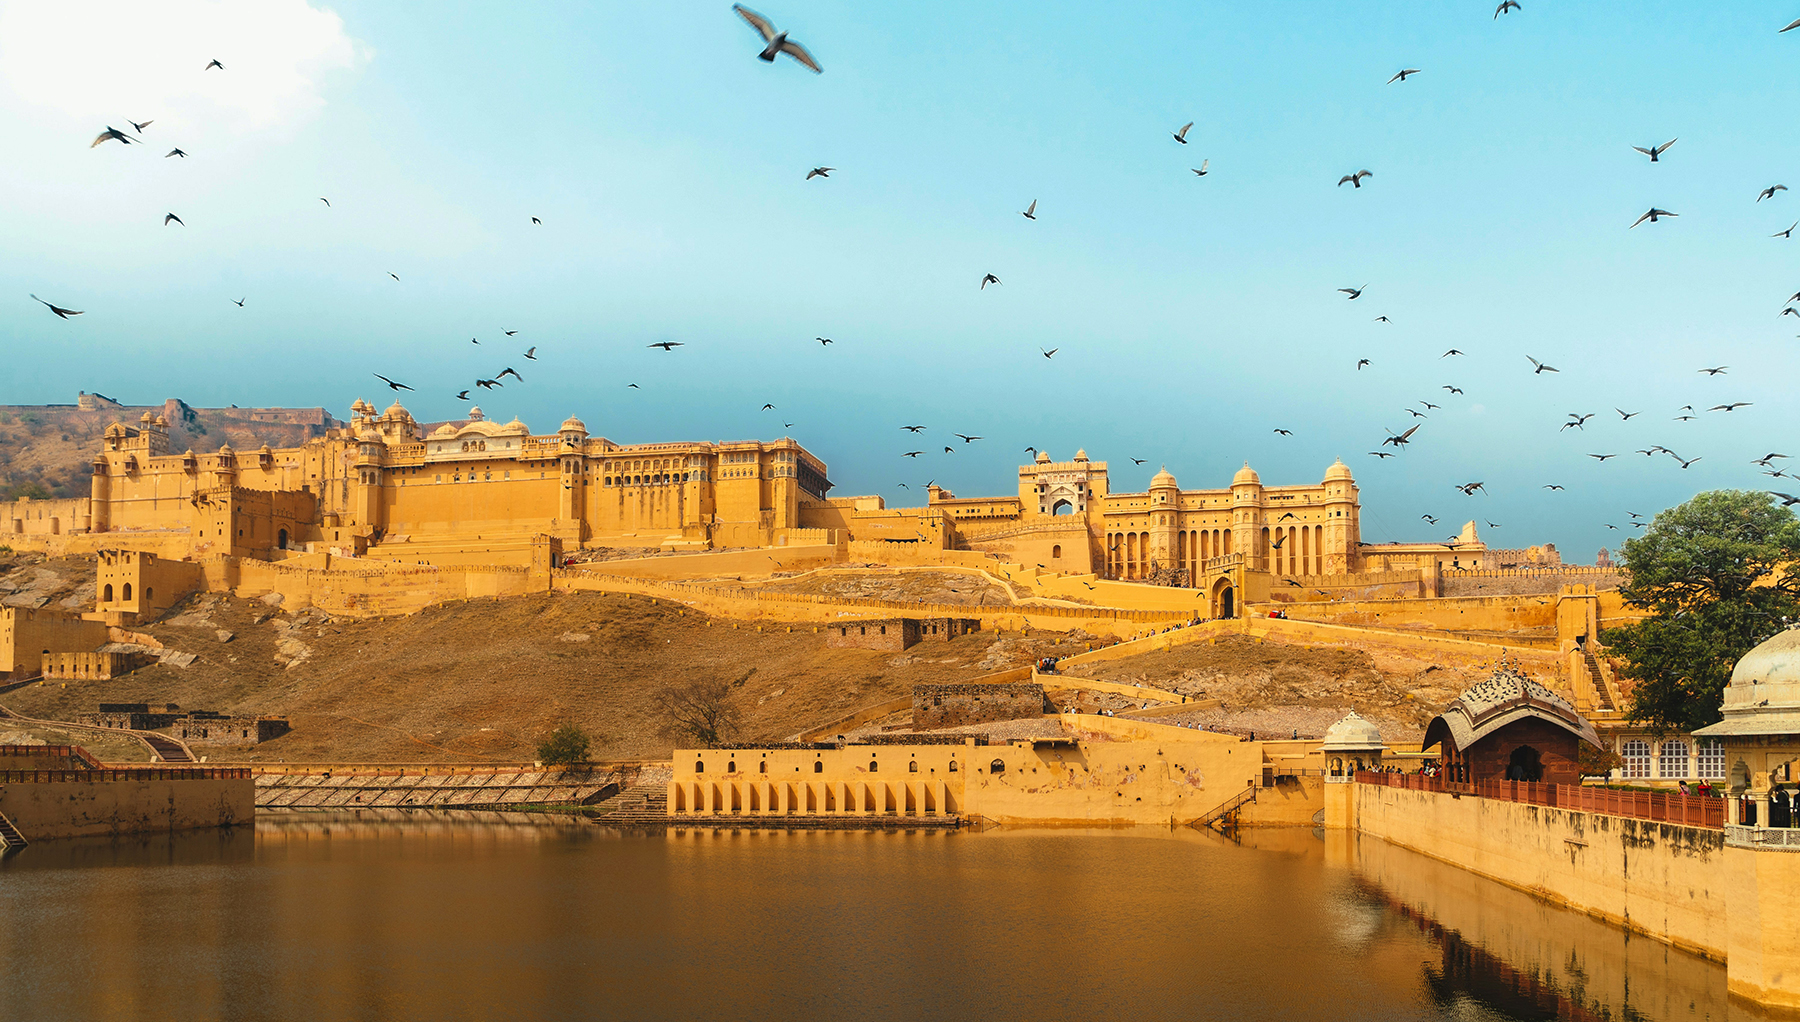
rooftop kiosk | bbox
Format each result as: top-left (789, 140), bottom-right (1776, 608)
top-left (1321, 712), bottom-right (1384, 782)
top-left (1694, 627), bottom-right (1800, 1010)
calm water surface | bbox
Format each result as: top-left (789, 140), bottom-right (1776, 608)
top-left (0, 812), bottom-right (1745, 1021)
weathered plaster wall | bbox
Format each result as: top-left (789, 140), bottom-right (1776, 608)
top-left (0, 775), bottom-right (253, 841)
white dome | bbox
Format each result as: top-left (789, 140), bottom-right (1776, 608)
top-left (1232, 463), bottom-right (1260, 486)
top-left (1699, 627), bottom-right (1800, 737)
top-left (1321, 711), bottom-right (1384, 752)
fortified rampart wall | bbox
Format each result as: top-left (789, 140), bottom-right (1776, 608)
top-left (0, 769), bottom-right (253, 841)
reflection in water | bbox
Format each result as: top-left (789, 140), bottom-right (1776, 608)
top-left (0, 812), bottom-right (1746, 1022)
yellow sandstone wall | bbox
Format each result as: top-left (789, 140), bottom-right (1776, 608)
top-left (0, 774), bottom-right (253, 841)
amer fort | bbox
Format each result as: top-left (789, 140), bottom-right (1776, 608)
top-left (4, 396), bottom-right (1800, 1014)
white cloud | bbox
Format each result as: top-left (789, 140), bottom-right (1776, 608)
top-left (0, 0), bottom-right (366, 130)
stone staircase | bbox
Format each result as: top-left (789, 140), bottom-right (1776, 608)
top-left (0, 809), bottom-right (28, 854)
top-left (590, 783), bottom-right (670, 827)
top-left (1583, 651), bottom-right (1615, 711)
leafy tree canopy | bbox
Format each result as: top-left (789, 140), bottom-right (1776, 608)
top-left (537, 723), bottom-right (592, 766)
top-left (1602, 490), bottom-right (1800, 734)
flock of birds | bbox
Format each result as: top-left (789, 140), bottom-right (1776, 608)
top-left (28, 7), bottom-right (1800, 556)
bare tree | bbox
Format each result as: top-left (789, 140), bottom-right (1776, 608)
top-left (654, 677), bottom-right (742, 747)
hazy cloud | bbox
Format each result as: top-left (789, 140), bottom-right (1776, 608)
top-left (0, 0), bottom-right (366, 130)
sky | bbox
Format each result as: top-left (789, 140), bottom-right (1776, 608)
top-left (2, 1), bottom-right (1798, 560)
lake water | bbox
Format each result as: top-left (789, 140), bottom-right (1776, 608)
top-left (0, 812), bottom-right (1748, 1021)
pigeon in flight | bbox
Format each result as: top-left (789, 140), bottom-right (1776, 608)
top-left (1387, 68), bottom-right (1422, 83)
top-left (1421, 515), bottom-right (1438, 524)
top-left (1444, 385), bottom-right (1464, 394)
top-left (817, 337), bottom-right (833, 345)
top-left (901, 425), bottom-right (926, 432)
top-left (1772, 492), bottom-right (1800, 507)
top-left (1373, 315), bottom-right (1390, 323)
top-left (1383, 425), bottom-right (1420, 447)
top-left (980, 273), bottom-right (1001, 289)
top-left (374, 374), bottom-right (412, 392)
top-left (524, 347), bottom-right (537, 360)
top-left (1455, 481), bottom-right (1486, 495)
top-left (319, 198), bottom-right (331, 207)
top-left (1760, 185), bottom-right (1789, 202)
top-left (1368, 451), bottom-right (1393, 459)
top-left (1699, 365), bottom-right (1728, 375)
top-left (1784, 18), bottom-right (1800, 31)
top-left (455, 390), bottom-right (470, 401)
top-left (388, 272), bottom-right (399, 281)
top-left (165, 148), bottom-right (186, 158)
top-left (497, 367), bottom-right (523, 382)
top-left (1131, 458), bottom-right (1147, 465)
top-left (1527, 355), bottom-right (1558, 374)
top-left (1589, 453), bottom-right (1617, 461)
top-left (531, 216), bottom-right (542, 224)
top-left (90, 126), bottom-right (137, 147)
top-left (1616, 408), bottom-right (1639, 420)
top-left (1338, 286), bottom-right (1365, 299)
top-left (1710, 402), bottom-right (1753, 412)
top-left (1777, 222), bottom-right (1798, 239)
top-left (1442, 349), bottom-right (1465, 358)
top-left (762, 403), bottom-right (776, 410)
top-left (1495, 0), bottom-right (1520, 15)
top-left (476, 379), bottom-right (502, 390)
top-left (128, 119), bottom-right (153, 134)
top-left (805, 167), bottom-right (833, 180)
top-left (204, 59), bottom-right (225, 70)
top-left (1630, 208), bottom-right (1677, 228)
top-left (902, 451), bottom-right (923, 458)
top-left (1356, 359), bottom-right (1371, 370)
top-left (1041, 348), bottom-right (1057, 359)
top-left (1273, 428), bottom-right (1293, 436)
top-left (504, 330), bottom-right (518, 336)
top-left (232, 297), bottom-right (245, 307)
top-left (732, 5), bottom-right (822, 72)
top-left (1631, 138), bottom-right (1676, 162)
top-left (1192, 160), bottom-right (1209, 176)
top-left (163, 213), bottom-right (183, 226)
top-left (1173, 121), bottom-right (1193, 144)
top-left (1543, 484), bottom-right (1565, 490)
top-left (29, 294), bottom-right (82, 319)
top-left (954, 433), bottom-right (982, 443)
top-left (1021, 199), bottom-right (1037, 220)
top-left (1337, 170), bottom-right (1373, 188)
top-left (649, 341), bottom-right (683, 350)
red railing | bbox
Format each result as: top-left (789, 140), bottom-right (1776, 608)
top-left (1355, 771), bottom-right (1724, 829)
top-left (0, 768), bottom-right (252, 783)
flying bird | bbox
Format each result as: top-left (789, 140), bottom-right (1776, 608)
top-left (901, 425), bottom-right (925, 432)
top-left (1455, 482), bottom-right (1485, 495)
top-left (1338, 286), bottom-right (1365, 299)
top-left (816, 337), bottom-right (833, 345)
top-left (1674, 414), bottom-right (1696, 421)
top-left (732, 5), bottom-right (823, 72)
top-left (1337, 170), bottom-right (1373, 188)
top-left (165, 148), bottom-right (186, 158)
top-left (762, 403), bottom-right (775, 410)
top-left (1699, 366), bottom-right (1728, 375)
top-left (1761, 185), bottom-right (1790, 202)
top-left (90, 126), bottom-right (136, 147)
top-left (943, 446), bottom-right (955, 454)
top-left (1356, 359), bottom-right (1371, 370)
top-left (29, 294), bottom-right (82, 319)
top-left (1543, 484), bottom-right (1564, 490)
top-left (1420, 401), bottom-right (1440, 410)
top-left (627, 383), bottom-right (639, 389)
top-left (204, 59), bottom-right (224, 70)
top-left (1368, 451), bottom-right (1393, 459)
top-left (1407, 409), bottom-right (1428, 418)
top-left (1629, 208), bottom-right (1677, 228)
top-left (1589, 453), bottom-right (1617, 461)
top-left (231, 297), bottom-right (245, 307)
top-left (1486, 521), bottom-right (1502, 529)
top-left (980, 273), bottom-right (1001, 289)
top-left (1442, 349), bottom-right (1465, 358)
top-left (1772, 492), bottom-right (1800, 507)
top-left (1776, 222), bottom-right (1798, 239)
top-left (455, 390), bottom-right (470, 401)
top-left (1444, 385), bottom-right (1464, 394)
top-left (1131, 458), bottom-right (1147, 466)
top-left (524, 347), bottom-right (537, 360)
top-left (1631, 138), bottom-right (1676, 162)
top-left (1421, 515), bottom-right (1438, 524)
top-left (1021, 199), bottom-right (1037, 220)
top-left (1527, 356), bottom-right (1558, 374)
top-left (476, 379), bottom-right (501, 390)
top-left (531, 216), bottom-right (542, 224)
top-left (649, 341), bottom-right (683, 350)
top-left (1383, 425), bottom-right (1420, 447)
top-left (163, 213), bottom-right (183, 226)
top-left (1564, 412), bottom-right (1594, 429)
top-left (389, 273), bottom-right (399, 281)
top-left (1272, 428), bottom-right (1292, 436)
top-left (1494, 0), bottom-right (1520, 16)
top-left (320, 197), bottom-right (331, 207)
top-left (373, 374), bottom-right (412, 392)
top-left (1387, 68), bottom-right (1422, 83)
top-left (1041, 348), bottom-right (1057, 359)
top-left (1173, 122), bottom-right (1193, 144)
top-left (902, 451), bottom-right (923, 458)
top-left (805, 167), bottom-right (833, 180)
top-left (497, 367), bottom-right (523, 382)
top-left (1616, 408), bottom-right (1639, 420)
top-left (1192, 160), bottom-right (1209, 176)
top-left (1784, 18), bottom-right (1800, 32)
top-left (1675, 455), bottom-right (1702, 469)
top-left (1373, 315), bottom-right (1390, 323)
top-left (954, 433), bottom-right (982, 443)
top-left (1709, 402), bottom-right (1752, 412)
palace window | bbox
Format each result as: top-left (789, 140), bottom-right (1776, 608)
top-left (695, 760), bottom-right (705, 773)
top-left (1697, 738), bottom-right (1726, 779)
top-left (1658, 740), bottom-right (1691, 780)
top-left (813, 761), bottom-right (823, 773)
top-left (1620, 739), bottom-right (1651, 779)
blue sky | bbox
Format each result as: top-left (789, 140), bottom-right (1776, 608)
top-left (3, 1), bottom-right (1798, 558)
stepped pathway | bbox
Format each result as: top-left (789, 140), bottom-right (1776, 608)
top-left (0, 809), bottom-right (28, 852)
top-left (0, 703), bottom-right (196, 764)
top-left (589, 783), bottom-right (670, 827)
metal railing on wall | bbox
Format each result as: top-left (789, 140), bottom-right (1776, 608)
top-left (1355, 771), bottom-right (1724, 829)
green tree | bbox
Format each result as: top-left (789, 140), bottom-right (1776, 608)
top-left (1601, 490), bottom-right (1800, 734)
top-left (536, 723), bottom-right (591, 765)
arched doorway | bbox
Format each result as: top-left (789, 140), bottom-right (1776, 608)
top-left (278, 528), bottom-right (288, 550)
top-left (1051, 499), bottom-right (1073, 515)
top-left (1211, 577), bottom-right (1235, 619)
top-left (1507, 745), bottom-right (1544, 782)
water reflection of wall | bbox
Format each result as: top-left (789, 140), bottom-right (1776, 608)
top-left (1323, 831), bottom-right (1764, 1021)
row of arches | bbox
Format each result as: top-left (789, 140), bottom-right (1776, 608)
top-left (1105, 528), bottom-right (1236, 580)
top-left (673, 780), bottom-right (959, 816)
top-left (1264, 524), bottom-right (1328, 576)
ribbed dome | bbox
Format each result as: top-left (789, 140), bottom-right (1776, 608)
top-left (1232, 463), bottom-right (1260, 486)
top-left (1150, 466), bottom-right (1177, 488)
top-left (1321, 711), bottom-right (1384, 752)
top-left (1323, 459), bottom-right (1353, 483)
top-left (382, 401), bottom-right (409, 418)
top-left (1698, 628), bottom-right (1800, 737)
top-left (1073, 449), bottom-right (1088, 462)
top-left (560, 416), bottom-right (588, 434)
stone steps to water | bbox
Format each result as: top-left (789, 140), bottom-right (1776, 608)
top-left (587, 784), bottom-right (961, 828)
top-left (0, 809), bottom-right (28, 852)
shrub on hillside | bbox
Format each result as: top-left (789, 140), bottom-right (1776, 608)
top-left (537, 723), bottom-right (591, 765)
top-left (654, 677), bottom-right (742, 748)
